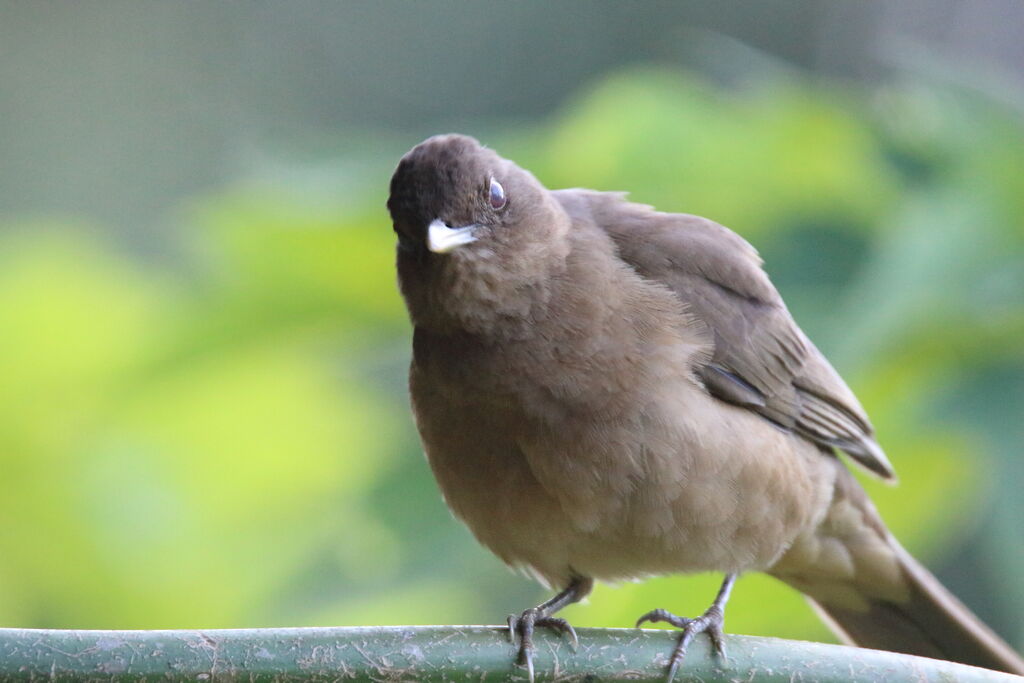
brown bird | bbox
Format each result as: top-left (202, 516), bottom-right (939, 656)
top-left (386, 133), bottom-right (1024, 681)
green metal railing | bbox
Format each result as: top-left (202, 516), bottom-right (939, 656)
top-left (1, 626), bottom-right (1018, 681)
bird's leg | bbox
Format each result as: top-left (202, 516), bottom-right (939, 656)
top-left (636, 573), bottom-right (737, 683)
top-left (507, 576), bottom-right (592, 682)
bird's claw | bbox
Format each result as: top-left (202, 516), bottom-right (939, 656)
top-left (635, 608), bottom-right (694, 630)
top-left (507, 608), bottom-right (579, 682)
top-left (636, 605), bottom-right (727, 683)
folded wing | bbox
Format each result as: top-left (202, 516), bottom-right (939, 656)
top-left (557, 190), bottom-right (894, 480)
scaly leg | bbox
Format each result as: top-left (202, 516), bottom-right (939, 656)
top-left (636, 573), bottom-right (737, 683)
top-left (507, 576), bottom-right (593, 682)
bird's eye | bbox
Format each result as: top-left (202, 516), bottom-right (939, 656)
top-left (488, 178), bottom-right (507, 210)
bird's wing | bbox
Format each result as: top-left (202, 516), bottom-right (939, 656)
top-left (557, 190), bottom-right (894, 480)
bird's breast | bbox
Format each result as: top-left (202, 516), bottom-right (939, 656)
top-left (408, 229), bottom-right (831, 586)
top-left (411, 333), bottom-right (833, 588)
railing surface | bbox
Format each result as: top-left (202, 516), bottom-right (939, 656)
top-left (1, 625), bottom-right (1019, 681)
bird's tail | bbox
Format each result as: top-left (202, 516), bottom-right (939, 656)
top-left (770, 468), bottom-right (1024, 675)
top-left (809, 539), bottom-right (1024, 674)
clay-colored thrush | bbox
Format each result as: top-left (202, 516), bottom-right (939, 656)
top-left (386, 134), bottom-right (1024, 681)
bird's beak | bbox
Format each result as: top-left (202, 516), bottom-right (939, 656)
top-left (428, 219), bottom-right (478, 254)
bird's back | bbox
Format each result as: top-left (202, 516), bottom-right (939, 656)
top-left (555, 189), bottom-right (895, 481)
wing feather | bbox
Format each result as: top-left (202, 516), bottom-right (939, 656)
top-left (557, 190), bottom-right (895, 480)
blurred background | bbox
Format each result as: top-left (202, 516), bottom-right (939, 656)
top-left (1, 0), bottom-right (1022, 653)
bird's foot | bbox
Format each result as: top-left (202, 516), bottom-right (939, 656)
top-left (634, 602), bottom-right (724, 679)
top-left (636, 573), bottom-right (737, 683)
top-left (507, 607), bottom-right (578, 683)
top-left (636, 604), bottom-right (726, 682)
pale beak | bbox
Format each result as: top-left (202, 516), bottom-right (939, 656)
top-left (428, 219), bottom-right (478, 254)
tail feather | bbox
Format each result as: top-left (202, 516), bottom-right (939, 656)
top-left (771, 466), bottom-right (1024, 675)
top-left (810, 540), bottom-right (1024, 675)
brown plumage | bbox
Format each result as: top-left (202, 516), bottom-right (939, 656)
top-left (387, 133), bottom-right (1024, 680)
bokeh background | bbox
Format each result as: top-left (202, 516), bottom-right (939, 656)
top-left (1, 1), bottom-right (1022, 653)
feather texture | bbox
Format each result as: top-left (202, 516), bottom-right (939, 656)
top-left (559, 190), bottom-right (896, 480)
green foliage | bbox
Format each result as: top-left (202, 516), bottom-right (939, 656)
top-left (0, 65), bottom-right (1021, 651)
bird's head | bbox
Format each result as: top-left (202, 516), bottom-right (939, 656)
top-left (387, 134), bottom-right (570, 333)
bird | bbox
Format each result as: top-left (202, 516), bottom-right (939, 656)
top-left (386, 133), bottom-right (1024, 681)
